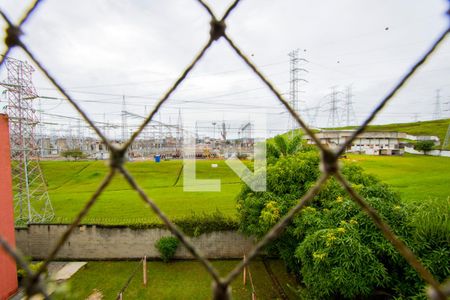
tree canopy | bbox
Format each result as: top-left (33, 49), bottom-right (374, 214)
top-left (237, 150), bottom-right (449, 299)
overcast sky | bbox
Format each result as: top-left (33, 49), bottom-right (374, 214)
top-left (0, 0), bottom-right (449, 139)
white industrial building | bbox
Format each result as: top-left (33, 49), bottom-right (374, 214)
top-left (303, 130), bottom-right (415, 155)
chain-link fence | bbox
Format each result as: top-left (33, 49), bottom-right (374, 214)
top-left (0, 0), bottom-right (449, 299)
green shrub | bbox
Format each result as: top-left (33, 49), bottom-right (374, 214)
top-left (17, 261), bottom-right (46, 282)
top-left (155, 236), bottom-right (179, 263)
top-left (175, 210), bottom-right (239, 237)
top-left (61, 149), bottom-right (87, 160)
top-left (68, 211), bottom-right (239, 237)
top-left (237, 150), bottom-right (449, 299)
top-left (402, 197), bottom-right (450, 297)
top-left (408, 197), bottom-right (449, 245)
top-left (414, 140), bottom-right (435, 153)
top-left (296, 226), bottom-right (388, 299)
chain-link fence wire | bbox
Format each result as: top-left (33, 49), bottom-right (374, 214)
top-left (115, 259), bottom-right (144, 300)
top-left (0, 0), bottom-right (449, 299)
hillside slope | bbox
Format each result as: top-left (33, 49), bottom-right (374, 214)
top-left (326, 118), bottom-right (450, 144)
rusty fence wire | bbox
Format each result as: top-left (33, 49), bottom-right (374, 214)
top-left (0, 0), bottom-right (449, 299)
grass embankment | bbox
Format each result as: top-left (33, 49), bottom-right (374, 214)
top-left (54, 260), bottom-right (297, 300)
top-left (40, 160), bottom-right (244, 225)
top-left (328, 118), bottom-right (450, 147)
top-left (346, 154), bottom-right (450, 203)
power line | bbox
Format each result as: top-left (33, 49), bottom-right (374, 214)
top-left (36, 78), bottom-right (292, 107)
top-left (122, 95), bottom-right (127, 142)
top-left (66, 60), bottom-right (289, 89)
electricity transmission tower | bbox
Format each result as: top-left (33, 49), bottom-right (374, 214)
top-left (325, 86), bottom-right (342, 128)
top-left (433, 89), bottom-right (441, 120)
top-left (1, 57), bottom-right (54, 224)
top-left (303, 105), bottom-right (321, 128)
top-left (288, 49), bottom-right (308, 136)
top-left (342, 85), bottom-right (356, 126)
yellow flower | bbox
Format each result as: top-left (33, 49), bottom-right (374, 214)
top-left (336, 196), bottom-right (343, 203)
top-left (349, 219), bottom-right (358, 225)
top-left (394, 205), bottom-right (401, 210)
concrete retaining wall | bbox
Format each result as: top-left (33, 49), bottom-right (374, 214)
top-left (15, 225), bottom-right (255, 260)
top-left (404, 146), bottom-right (450, 157)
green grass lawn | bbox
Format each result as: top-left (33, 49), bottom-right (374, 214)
top-left (345, 154), bottom-right (450, 203)
top-left (38, 155), bottom-right (449, 299)
top-left (40, 160), bottom-right (244, 225)
top-left (39, 153), bottom-right (449, 225)
top-left (54, 260), bottom-right (297, 300)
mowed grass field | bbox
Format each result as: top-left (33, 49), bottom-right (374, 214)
top-left (40, 160), bottom-right (244, 225)
top-left (42, 155), bottom-right (448, 299)
top-left (345, 154), bottom-right (450, 203)
top-left (54, 260), bottom-right (297, 300)
top-left (39, 154), bottom-right (450, 224)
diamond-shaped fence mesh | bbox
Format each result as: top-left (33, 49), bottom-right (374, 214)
top-left (0, 0), bottom-right (449, 299)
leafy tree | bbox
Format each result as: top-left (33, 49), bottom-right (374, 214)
top-left (414, 140), bottom-right (435, 154)
top-left (61, 149), bottom-right (87, 161)
top-left (237, 151), bottom-right (449, 299)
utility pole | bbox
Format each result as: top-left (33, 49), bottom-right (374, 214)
top-left (67, 121), bottom-right (72, 148)
top-left (159, 112), bottom-right (162, 150)
top-left (143, 106), bottom-right (149, 143)
top-left (103, 112), bottom-right (107, 138)
top-left (288, 49), bottom-right (308, 137)
top-left (121, 95), bottom-right (127, 142)
top-left (77, 118), bottom-right (82, 150)
top-left (220, 122), bottom-right (227, 141)
top-left (433, 89), bottom-right (441, 120)
top-left (195, 121), bottom-right (199, 141)
top-left (176, 109), bottom-right (182, 152)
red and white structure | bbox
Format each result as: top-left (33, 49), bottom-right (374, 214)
top-left (0, 114), bottom-right (18, 299)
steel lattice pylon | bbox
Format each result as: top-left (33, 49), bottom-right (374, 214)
top-left (1, 57), bottom-right (54, 225)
